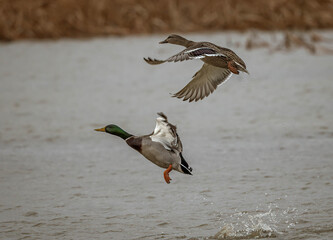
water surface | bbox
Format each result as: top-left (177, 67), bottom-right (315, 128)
top-left (0, 32), bottom-right (332, 239)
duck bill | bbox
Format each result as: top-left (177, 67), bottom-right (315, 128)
top-left (94, 127), bottom-right (106, 132)
top-left (159, 39), bottom-right (168, 44)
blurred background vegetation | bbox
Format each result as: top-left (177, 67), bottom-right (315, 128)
top-left (0, 0), bottom-right (332, 41)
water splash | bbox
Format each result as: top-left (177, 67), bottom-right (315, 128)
top-left (213, 223), bottom-right (277, 239)
top-left (213, 203), bottom-right (299, 239)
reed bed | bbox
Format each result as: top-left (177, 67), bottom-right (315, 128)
top-left (0, 0), bottom-right (332, 41)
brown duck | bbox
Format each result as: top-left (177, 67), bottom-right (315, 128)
top-left (144, 34), bottom-right (249, 102)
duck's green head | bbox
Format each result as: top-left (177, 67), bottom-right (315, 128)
top-left (95, 124), bottom-right (132, 140)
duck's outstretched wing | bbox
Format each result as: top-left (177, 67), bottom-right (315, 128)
top-left (150, 113), bottom-right (182, 152)
top-left (144, 45), bottom-right (226, 65)
top-left (173, 63), bottom-right (232, 102)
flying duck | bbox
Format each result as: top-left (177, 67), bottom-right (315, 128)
top-left (144, 34), bottom-right (249, 102)
top-left (95, 113), bottom-right (192, 184)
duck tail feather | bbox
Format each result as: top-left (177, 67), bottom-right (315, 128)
top-left (180, 152), bottom-right (192, 175)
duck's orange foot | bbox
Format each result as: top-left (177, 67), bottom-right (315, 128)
top-left (227, 61), bottom-right (239, 74)
top-left (163, 164), bottom-right (173, 184)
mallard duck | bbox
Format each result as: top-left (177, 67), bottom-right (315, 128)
top-left (95, 113), bottom-right (192, 184)
top-left (144, 34), bottom-right (249, 102)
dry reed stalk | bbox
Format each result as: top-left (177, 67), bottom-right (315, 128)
top-left (0, 0), bottom-right (332, 41)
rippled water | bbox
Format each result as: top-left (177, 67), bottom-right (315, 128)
top-left (0, 32), bottom-right (332, 239)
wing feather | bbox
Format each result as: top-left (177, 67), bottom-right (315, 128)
top-left (144, 46), bottom-right (225, 65)
top-left (173, 63), bottom-right (232, 102)
top-left (150, 113), bottom-right (182, 152)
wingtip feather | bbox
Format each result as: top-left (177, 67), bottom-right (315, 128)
top-left (144, 57), bottom-right (165, 65)
top-left (157, 112), bottom-right (168, 121)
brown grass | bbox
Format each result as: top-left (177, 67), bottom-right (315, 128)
top-left (242, 32), bottom-right (333, 55)
top-left (0, 0), bottom-right (332, 41)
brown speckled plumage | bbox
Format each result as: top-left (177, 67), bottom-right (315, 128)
top-left (144, 34), bottom-right (249, 102)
